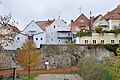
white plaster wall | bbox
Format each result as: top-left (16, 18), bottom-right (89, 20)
top-left (33, 31), bottom-right (46, 48)
top-left (3, 33), bottom-right (27, 50)
top-left (46, 19), bottom-right (71, 44)
top-left (4, 20), bottom-right (46, 50)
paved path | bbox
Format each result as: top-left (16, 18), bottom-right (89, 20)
top-left (35, 74), bottom-right (83, 80)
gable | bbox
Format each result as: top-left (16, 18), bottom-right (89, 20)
top-left (73, 14), bottom-right (90, 26)
top-left (93, 14), bottom-right (108, 26)
top-left (46, 19), bottom-right (70, 31)
top-left (22, 20), bottom-right (44, 34)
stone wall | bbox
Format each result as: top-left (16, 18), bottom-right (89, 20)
top-left (1, 44), bottom-right (110, 70)
top-left (40, 44), bottom-right (110, 69)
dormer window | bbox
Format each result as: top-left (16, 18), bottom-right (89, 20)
top-left (80, 20), bottom-right (84, 23)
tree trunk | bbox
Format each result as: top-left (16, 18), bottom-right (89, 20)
top-left (28, 67), bottom-right (31, 79)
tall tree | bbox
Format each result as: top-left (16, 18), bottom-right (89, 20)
top-left (17, 40), bottom-right (40, 78)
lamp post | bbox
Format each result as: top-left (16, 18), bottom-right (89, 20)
top-left (45, 62), bottom-right (49, 70)
top-left (13, 68), bottom-right (16, 80)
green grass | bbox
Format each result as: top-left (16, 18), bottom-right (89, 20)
top-left (22, 74), bottom-right (39, 80)
top-left (102, 70), bottom-right (113, 80)
top-left (69, 70), bottom-right (80, 74)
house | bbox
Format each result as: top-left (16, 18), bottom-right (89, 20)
top-left (0, 24), bottom-right (20, 46)
top-left (46, 18), bottom-right (72, 44)
top-left (4, 20), bottom-right (46, 50)
top-left (92, 14), bottom-right (109, 31)
top-left (104, 4), bottom-right (120, 30)
top-left (71, 13), bottom-right (91, 34)
top-left (75, 33), bottom-right (120, 44)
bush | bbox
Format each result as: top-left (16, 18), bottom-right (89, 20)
top-left (76, 29), bottom-right (92, 37)
top-left (95, 26), bottom-right (103, 33)
top-left (78, 55), bottom-right (105, 80)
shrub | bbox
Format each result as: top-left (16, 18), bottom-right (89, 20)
top-left (78, 55), bottom-right (105, 80)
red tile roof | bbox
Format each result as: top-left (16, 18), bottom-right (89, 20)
top-left (0, 24), bottom-right (20, 33)
top-left (8, 24), bottom-right (20, 33)
top-left (104, 5), bottom-right (120, 20)
top-left (36, 19), bottom-right (55, 30)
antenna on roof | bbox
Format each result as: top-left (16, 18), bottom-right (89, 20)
top-left (78, 7), bottom-right (82, 15)
top-left (90, 11), bottom-right (92, 17)
top-left (0, 0), bottom-right (1, 4)
top-left (58, 11), bottom-right (62, 19)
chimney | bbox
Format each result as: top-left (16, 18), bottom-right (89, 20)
top-left (71, 20), bottom-right (74, 23)
top-left (90, 16), bottom-right (94, 31)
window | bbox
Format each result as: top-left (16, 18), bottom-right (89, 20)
top-left (111, 40), bottom-right (114, 44)
top-left (80, 19), bottom-right (84, 23)
top-left (36, 38), bottom-right (38, 41)
top-left (50, 32), bottom-right (54, 36)
top-left (101, 40), bottom-right (104, 44)
top-left (68, 33), bottom-right (70, 36)
top-left (28, 36), bottom-right (33, 40)
top-left (32, 25), bottom-right (34, 27)
top-left (85, 40), bottom-right (88, 44)
top-left (17, 37), bottom-right (20, 40)
top-left (41, 38), bottom-right (43, 40)
top-left (59, 40), bottom-right (60, 42)
top-left (54, 25), bottom-right (55, 28)
top-left (93, 40), bottom-right (96, 44)
top-left (51, 38), bottom-right (53, 41)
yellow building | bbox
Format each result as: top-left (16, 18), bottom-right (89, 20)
top-left (76, 33), bottom-right (120, 44)
top-left (104, 4), bottom-right (120, 30)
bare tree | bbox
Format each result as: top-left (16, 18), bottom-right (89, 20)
top-left (0, 14), bottom-right (17, 68)
top-left (0, 13), bottom-right (17, 47)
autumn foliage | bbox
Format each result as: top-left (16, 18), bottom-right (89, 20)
top-left (17, 40), bottom-right (40, 78)
top-left (17, 40), bottom-right (40, 68)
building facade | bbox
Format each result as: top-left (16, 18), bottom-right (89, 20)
top-left (4, 20), bottom-right (46, 50)
top-left (75, 33), bottom-right (120, 44)
top-left (71, 14), bottom-right (91, 34)
top-left (92, 14), bottom-right (109, 31)
top-left (46, 18), bottom-right (72, 44)
top-left (104, 5), bottom-right (120, 30)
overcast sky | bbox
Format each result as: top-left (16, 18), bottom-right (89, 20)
top-left (0, 0), bottom-right (120, 30)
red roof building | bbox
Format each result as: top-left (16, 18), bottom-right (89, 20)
top-left (71, 14), bottom-right (91, 33)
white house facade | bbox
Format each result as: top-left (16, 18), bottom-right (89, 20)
top-left (4, 20), bottom-right (46, 50)
top-left (93, 14), bottom-right (109, 30)
top-left (46, 18), bottom-right (72, 44)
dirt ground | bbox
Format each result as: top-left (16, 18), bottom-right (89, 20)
top-left (0, 66), bottom-right (80, 75)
